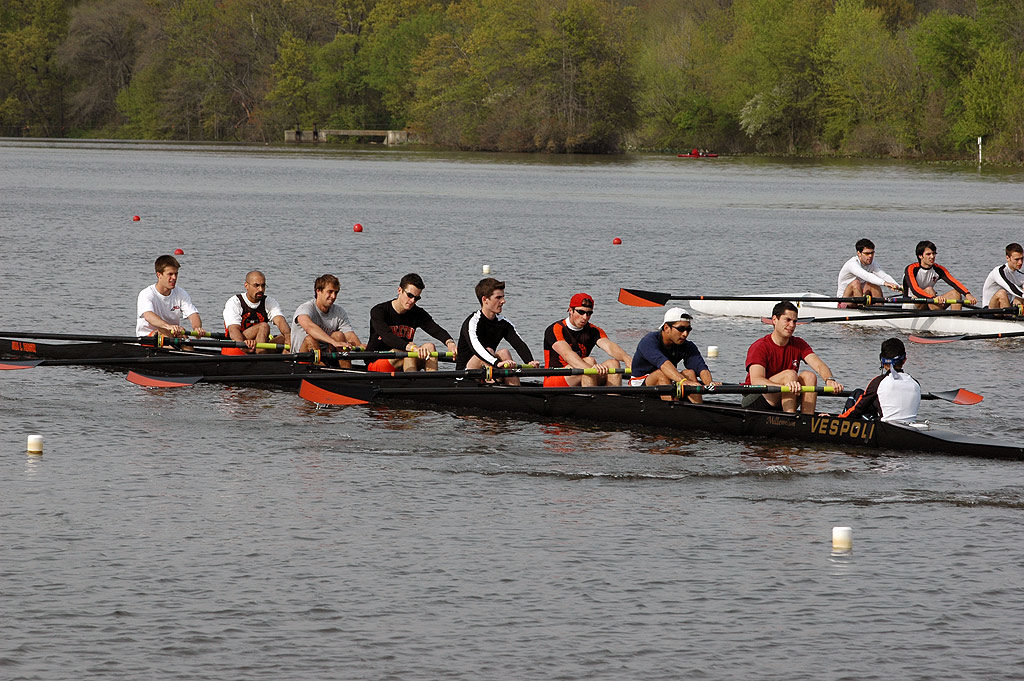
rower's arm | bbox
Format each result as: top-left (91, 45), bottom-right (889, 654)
top-left (596, 337), bottom-right (632, 366)
top-left (803, 352), bottom-right (843, 391)
top-left (551, 340), bottom-right (590, 370)
top-left (141, 310), bottom-right (180, 334)
top-left (658, 359), bottom-right (688, 383)
top-left (226, 324), bottom-right (245, 343)
top-left (296, 314), bottom-right (335, 345)
top-left (272, 315), bottom-right (291, 343)
top-left (186, 312), bottom-right (204, 334)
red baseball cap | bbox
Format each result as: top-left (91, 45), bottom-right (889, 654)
top-left (569, 293), bottom-right (594, 308)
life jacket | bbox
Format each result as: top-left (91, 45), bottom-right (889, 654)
top-left (237, 294), bottom-right (268, 330)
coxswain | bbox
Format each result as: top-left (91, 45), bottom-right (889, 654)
top-left (840, 338), bottom-right (920, 423)
top-left (136, 254), bottom-right (206, 338)
top-left (836, 238), bottom-right (901, 306)
top-left (981, 243), bottom-right (1024, 311)
top-left (542, 293), bottom-right (632, 387)
top-left (456, 277), bottom-right (539, 386)
top-left (743, 300), bottom-right (843, 413)
top-left (903, 240), bottom-right (976, 310)
top-left (629, 307), bottom-right (716, 403)
top-left (289, 274), bottom-right (362, 367)
top-left (365, 273), bottom-right (458, 372)
top-left (222, 270), bottom-right (290, 353)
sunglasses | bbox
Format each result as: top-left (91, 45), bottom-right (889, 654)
top-left (403, 290), bottom-right (422, 302)
top-left (672, 324), bottom-right (692, 332)
top-left (572, 308), bottom-right (594, 316)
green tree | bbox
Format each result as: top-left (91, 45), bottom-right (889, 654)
top-left (953, 43), bottom-right (1024, 160)
top-left (722, 0), bottom-right (830, 152)
top-left (0, 0), bottom-right (70, 136)
top-left (814, 0), bottom-right (921, 154)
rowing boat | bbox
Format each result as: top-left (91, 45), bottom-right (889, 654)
top-left (683, 292), bottom-right (1024, 335)
top-left (6, 336), bottom-right (1019, 459)
top-left (300, 377), bottom-right (1023, 460)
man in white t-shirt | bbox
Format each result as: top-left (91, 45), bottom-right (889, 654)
top-left (222, 270), bottom-right (291, 353)
top-left (136, 255), bottom-right (205, 337)
top-left (836, 238), bottom-right (901, 306)
top-left (981, 243), bottom-right (1024, 310)
top-left (290, 274), bottom-right (362, 367)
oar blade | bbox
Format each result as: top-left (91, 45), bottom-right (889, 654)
top-left (944, 389), bottom-right (983, 405)
top-left (0, 359), bottom-right (45, 370)
top-left (126, 371), bottom-right (203, 388)
top-left (908, 334), bottom-right (964, 344)
top-left (299, 379), bottom-right (372, 405)
top-left (618, 288), bottom-right (672, 307)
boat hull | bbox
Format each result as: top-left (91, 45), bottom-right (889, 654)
top-left (303, 378), bottom-right (1024, 460)
top-left (685, 293), bottom-right (1024, 335)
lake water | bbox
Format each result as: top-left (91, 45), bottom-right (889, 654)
top-left (2, 140), bottom-right (1024, 680)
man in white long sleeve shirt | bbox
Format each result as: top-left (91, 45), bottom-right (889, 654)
top-left (981, 242), bottom-right (1024, 310)
top-left (837, 238), bottom-right (902, 306)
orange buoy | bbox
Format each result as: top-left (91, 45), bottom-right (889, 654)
top-left (132, 215), bottom-right (141, 221)
top-left (612, 237), bottom-right (622, 245)
top-left (174, 248), bottom-right (184, 255)
top-left (353, 223), bottom-right (363, 232)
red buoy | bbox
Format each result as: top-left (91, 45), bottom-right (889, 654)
top-left (612, 237), bottom-right (622, 245)
top-left (132, 215), bottom-right (141, 221)
top-left (353, 223), bottom-right (363, 232)
top-left (174, 248), bottom-right (184, 255)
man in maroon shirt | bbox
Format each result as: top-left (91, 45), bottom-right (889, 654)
top-left (744, 300), bottom-right (844, 413)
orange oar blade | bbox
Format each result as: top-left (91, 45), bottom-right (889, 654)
top-left (299, 379), bottom-right (369, 405)
top-left (950, 389), bottom-right (983, 405)
top-left (618, 288), bottom-right (671, 307)
top-left (126, 371), bottom-right (202, 388)
top-left (0, 360), bottom-right (44, 370)
top-left (908, 334), bottom-right (963, 344)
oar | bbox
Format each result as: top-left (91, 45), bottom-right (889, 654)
top-left (0, 349), bottom-right (458, 372)
top-left (125, 365), bottom-right (630, 388)
top-left (298, 380), bottom-right (857, 406)
top-left (909, 330), bottom-right (1024, 344)
top-left (0, 330), bottom-right (227, 342)
top-left (617, 289), bottom-right (959, 308)
top-left (761, 306), bottom-right (1020, 325)
top-left (299, 379), bottom-right (982, 407)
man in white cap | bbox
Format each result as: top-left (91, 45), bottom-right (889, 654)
top-left (630, 307), bottom-right (716, 402)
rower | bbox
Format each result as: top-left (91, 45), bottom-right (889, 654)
top-left (456, 277), bottom-right (539, 386)
top-left (981, 243), bottom-right (1024, 311)
top-left (222, 270), bottom-right (290, 354)
top-left (365, 273), bottom-right (458, 373)
top-left (836, 238), bottom-right (901, 307)
top-left (629, 307), bottom-right (716, 403)
top-left (743, 300), bottom-right (843, 413)
top-left (903, 240), bottom-right (976, 310)
top-left (840, 338), bottom-right (920, 423)
top-left (289, 274), bottom-right (362, 367)
top-left (136, 254), bottom-right (206, 337)
top-left (542, 292), bottom-right (632, 387)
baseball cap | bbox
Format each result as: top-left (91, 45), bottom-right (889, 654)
top-left (663, 307), bottom-right (692, 323)
top-left (569, 293), bottom-right (594, 308)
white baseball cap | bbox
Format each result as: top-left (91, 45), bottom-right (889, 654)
top-left (663, 307), bottom-right (692, 323)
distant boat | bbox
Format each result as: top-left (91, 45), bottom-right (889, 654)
top-left (677, 148), bottom-right (718, 158)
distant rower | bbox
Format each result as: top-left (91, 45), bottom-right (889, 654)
top-left (836, 238), bottom-right (901, 306)
top-left (903, 240), bottom-right (976, 310)
top-left (981, 242), bottom-right (1024, 311)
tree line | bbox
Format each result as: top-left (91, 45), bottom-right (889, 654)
top-left (2, 0), bottom-right (1023, 159)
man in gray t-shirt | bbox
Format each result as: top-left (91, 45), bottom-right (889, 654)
top-left (290, 274), bottom-right (362, 366)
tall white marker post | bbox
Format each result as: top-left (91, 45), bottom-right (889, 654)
top-left (978, 136), bottom-right (982, 164)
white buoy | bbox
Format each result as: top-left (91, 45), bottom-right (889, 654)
top-left (27, 434), bottom-right (44, 455)
top-left (707, 345), bottom-right (719, 358)
top-left (482, 264), bottom-right (491, 274)
top-left (832, 526), bottom-right (852, 551)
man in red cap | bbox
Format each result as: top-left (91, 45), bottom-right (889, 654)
top-left (542, 293), bottom-right (632, 387)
